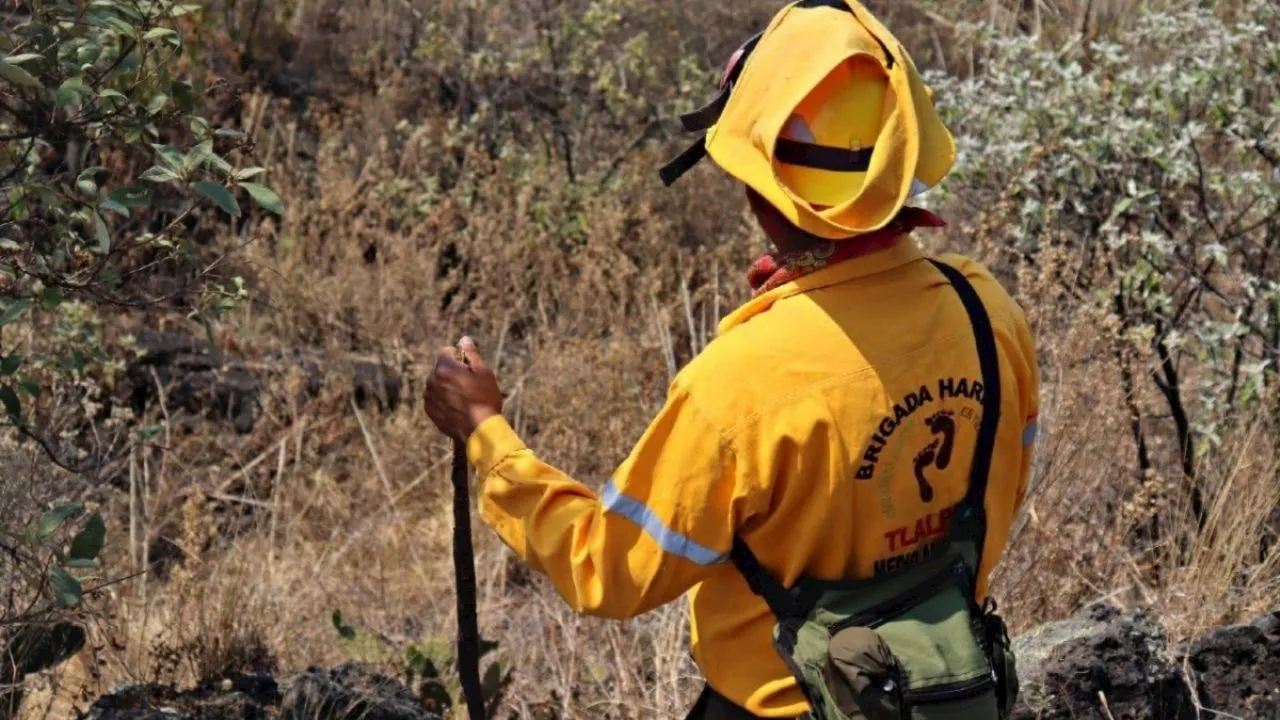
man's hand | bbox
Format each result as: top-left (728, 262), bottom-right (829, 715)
top-left (425, 337), bottom-right (503, 441)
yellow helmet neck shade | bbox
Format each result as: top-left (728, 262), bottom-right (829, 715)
top-left (659, 0), bottom-right (956, 240)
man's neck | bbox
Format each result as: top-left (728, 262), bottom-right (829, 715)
top-left (766, 222), bottom-right (902, 259)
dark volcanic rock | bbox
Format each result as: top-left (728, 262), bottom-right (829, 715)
top-left (1182, 610), bottom-right (1280, 718)
top-left (68, 609), bottom-right (1280, 720)
top-left (127, 331), bottom-right (260, 434)
top-left (1013, 603), bottom-right (1194, 719)
top-left (280, 663), bottom-right (439, 720)
top-left (1012, 604), bottom-right (1280, 720)
top-left (82, 666), bottom-right (437, 720)
top-left (126, 331), bottom-right (402, 433)
top-left (82, 680), bottom-right (264, 720)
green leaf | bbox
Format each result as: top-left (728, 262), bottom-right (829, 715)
top-left (183, 141), bottom-right (233, 175)
top-left (76, 166), bottom-right (104, 196)
top-left (39, 287), bottom-right (63, 311)
top-left (4, 53), bottom-right (43, 65)
top-left (98, 87), bottom-right (130, 109)
top-left (1, 355), bottom-right (23, 375)
top-left (0, 239), bottom-right (19, 251)
top-left (214, 128), bottom-right (245, 139)
top-left (78, 44), bottom-right (103, 66)
top-left (234, 167), bottom-right (267, 181)
top-left (49, 567), bottom-right (82, 608)
top-left (69, 513), bottom-right (106, 562)
top-left (332, 610), bottom-right (356, 640)
top-left (19, 380), bottom-right (40, 398)
top-left (184, 140), bottom-right (214, 172)
top-left (105, 16), bottom-right (135, 36)
top-left (91, 212), bottom-right (110, 253)
top-left (37, 505), bottom-right (81, 540)
top-left (172, 4), bottom-right (202, 17)
top-left (0, 299), bottom-right (32, 326)
top-left (140, 166), bottom-right (179, 183)
top-left (239, 183), bottom-right (284, 214)
top-left (208, 154), bottom-right (233, 174)
top-left (0, 385), bottom-right (22, 420)
top-left (151, 144), bottom-right (184, 170)
top-left (56, 76), bottom-right (89, 107)
top-left (0, 62), bottom-right (41, 88)
top-left (100, 199), bottom-right (129, 216)
top-left (194, 181), bottom-right (240, 216)
top-left (66, 558), bottom-right (96, 569)
top-left (109, 187), bottom-right (151, 208)
top-left (189, 116), bottom-right (210, 138)
top-left (146, 93), bottom-right (169, 115)
top-left (143, 27), bottom-right (179, 42)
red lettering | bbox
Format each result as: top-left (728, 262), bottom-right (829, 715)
top-left (909, 517), bottom-right (928, 546)
top-left (925, 512), bottom-right (941, 536)
top-left (889, 509), bottom-right (961, 555)
top-left (884, 527), bottom-right (907, 552)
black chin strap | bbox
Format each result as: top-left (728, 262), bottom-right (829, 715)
top-left (729, 259), bottom-right (1003, 620)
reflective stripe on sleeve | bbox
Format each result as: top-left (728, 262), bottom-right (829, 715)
top-left (1023, 419), bottom-right (1038, 447)
top-left (601, 480), bottom-right (727, 566)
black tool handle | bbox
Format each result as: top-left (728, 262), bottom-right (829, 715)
top-left (452, 439), bottom-right (485, 719)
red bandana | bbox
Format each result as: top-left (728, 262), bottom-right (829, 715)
top-left (747, 207), bottom-right (945, 296)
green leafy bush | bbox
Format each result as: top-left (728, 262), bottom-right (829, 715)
top-left (1, 0), bottom-right (282, 692)
top-left (1, 0), bottom-right (282, 450)
top-left (934, 6), bottom-right (1280, 525)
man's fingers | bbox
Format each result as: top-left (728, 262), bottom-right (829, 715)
top-left (457, 336), bottom-right (490, 373)
top-left (434, 346), bottom-right (468, 374)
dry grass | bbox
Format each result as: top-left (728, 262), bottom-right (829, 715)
top-left (6, 0), bottom-right (1279, 718)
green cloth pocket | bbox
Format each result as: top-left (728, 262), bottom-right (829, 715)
top-left (772, 551), bottom-right (1004, 720)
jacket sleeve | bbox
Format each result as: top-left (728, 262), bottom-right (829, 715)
top-left (465, 384), bottom-right (761, 620)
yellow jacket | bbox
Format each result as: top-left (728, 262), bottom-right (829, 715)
top-left (467, 236), bottom-right (1040, 717)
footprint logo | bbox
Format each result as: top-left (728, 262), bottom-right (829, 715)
top-left (912, 411), bottom-right (957, 503)
top-left (913, 441), bottom-right (939, 503)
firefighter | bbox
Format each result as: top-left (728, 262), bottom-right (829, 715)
top-left (425, 2), bottom-right (1039, 717)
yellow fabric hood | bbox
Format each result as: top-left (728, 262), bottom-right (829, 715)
top-left (660, 0), bottom-right (955, 240)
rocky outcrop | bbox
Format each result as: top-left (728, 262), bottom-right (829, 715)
top-left (1181, 611), bottom-right (1280, 718)
top-left (82, 664), bottom-right (449, 720)
top-left (1014, 604), bottom-right (1280, 719)
top-left (126, 331), bottom-right (404, 434)
top-left (34, 607), bottom-right (1280, 720)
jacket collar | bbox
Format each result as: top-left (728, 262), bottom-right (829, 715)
top-left (718, 234), bottom-right (926, 335)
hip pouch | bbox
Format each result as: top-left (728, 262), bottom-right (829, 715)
top-left (760, 535), bottom-right (1014, 720)
top-left (726, 260), bottom-right (1018, 720)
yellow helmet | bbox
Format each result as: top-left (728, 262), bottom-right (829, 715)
top-left (774, 55), bottom-right (889, 209)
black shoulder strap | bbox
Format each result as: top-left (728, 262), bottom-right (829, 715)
top-left (729, 259), bottom-right (1003, 619)
top-left (928, 259), bottom-right (1002, 554)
